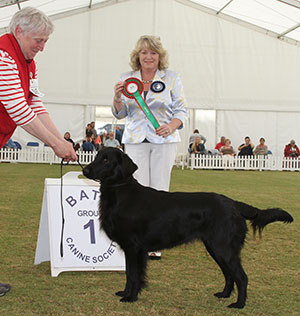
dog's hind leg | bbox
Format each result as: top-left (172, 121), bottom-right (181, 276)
top-left (204, 242), bottom-right (234, 299)
top-left (226, 258), bottom-right (248, 309)
top-left (119, 248), bottom-right (148, 303)
top-left (203, 240), bottom-right (248, 308)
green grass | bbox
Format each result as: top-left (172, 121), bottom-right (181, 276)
top-left (0, 163), bottom-right (299, 316)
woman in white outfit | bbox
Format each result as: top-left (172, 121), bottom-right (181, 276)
top-left (112, 35), bottom-right (188, 259)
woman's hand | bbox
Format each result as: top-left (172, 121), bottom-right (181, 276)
top-left (113, 81), bottom-right (126, 112)
top-left (156, 119), bottom-right (182, 138)
top-left (156, 124), bottom-right (173, 138)
top-left (114, 81), bottom-right (125, 100)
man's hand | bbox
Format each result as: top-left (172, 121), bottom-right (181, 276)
top-left (52, 139), bottom-right (77, 161)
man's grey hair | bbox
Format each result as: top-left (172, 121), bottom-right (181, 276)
top-left (9, 7), bottom-right (54, 35)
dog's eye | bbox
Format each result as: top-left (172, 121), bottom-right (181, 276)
top-left (103, 158), bottom-right (109, 164)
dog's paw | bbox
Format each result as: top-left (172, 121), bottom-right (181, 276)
top-left (227, 302), bottom-right (245, 309)
top-left (214, 291), bottom-right (231, 298)
top-left (115, 291), bottom-right (126, 297)
top-left (120, 296), bottom-right (138, 303)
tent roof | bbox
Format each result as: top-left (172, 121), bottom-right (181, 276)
top-left (191, 0), bottom-right (300, 43)
top-left (0, 0), bottom-right (109, 29)
top-left (0, 0), bottom-right (300, 44)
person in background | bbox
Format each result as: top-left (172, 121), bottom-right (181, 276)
top-left (189, 136), bottom-right (205, 154)
top-left (115, 125), bottom-right (123, 146)
top-left (64, 132), bottom-right (80, 151)
top-left (93, 134), bottom-right (101, 151)
top-left (215, 136), bottom-right (226, 151)
top-left (82, 135), bottom-right (95, 152)
top-left (100, 130), bottom-right (107, 149)
top-left (220, 138), bottom-right (235, 167)
top-left (220, 138), bottom-right (235, 156)
top-left (284, 139), bottom-right (300, 158)
top-left (112, 35), bottom-right (187, 260)
top-left (90, 121), bottom-right (97, 139)
top-left (85, 124), bottom-right (93, 137)
top-left (0, 7), bottom-right (77, 296)
top-left (238, 136), bottom-right (254, 156)
top-left (104, 131), bottom-right (121, 149)
top-left (254, 137), bottom-right (268, 156)
top-left (2, 138), bottom-right (17, 150)
top-left (189, 129), bottom-right (206, 147)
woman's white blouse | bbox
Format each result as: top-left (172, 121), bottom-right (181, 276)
top-left (112, 69), bottom-right (188, 144)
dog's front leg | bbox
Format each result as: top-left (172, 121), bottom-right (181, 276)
top-left (119, 248), bottom-right (147, 303)
top-left (116, 254), bottom-right (132, 298)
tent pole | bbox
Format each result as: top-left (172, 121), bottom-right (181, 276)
top-left (216, 0), bottom-right (234, 15)
top-left (278, 22), bottom-right (300, 38)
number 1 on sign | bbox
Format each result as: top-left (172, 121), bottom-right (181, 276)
top-left (84, 219), bottom-right (96, 244)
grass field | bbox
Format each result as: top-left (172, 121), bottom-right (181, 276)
top-left (0, 163), bottom-right (299, 316)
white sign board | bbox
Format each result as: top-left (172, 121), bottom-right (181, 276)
top-left (34, 172), bottom-right (125, 277)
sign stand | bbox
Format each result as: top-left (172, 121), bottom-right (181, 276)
top-left (34, 172), bottom-right (125, 277)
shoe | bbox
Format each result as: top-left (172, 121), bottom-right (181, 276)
top-left (148, 252), bottom-right (161, 260)
top-left (0, 283), bottom-right (11, 297)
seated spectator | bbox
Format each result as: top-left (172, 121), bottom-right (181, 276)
top-left (3, 138), bottom-right (17, 150)
top-left (238, 136), bottom-right (254, 156)
top-left (189, 129), bottom-right (206, 147)
top-left (215, 136), bottom-right (226, 151)
top-left (82, 136), bottom-right (95, 152)
top-left (64, 132), bottom-right (80, 151)
top-left (100, 130), bottom-right (107, 148)
top-left (104, 131), bottom-right (121, 149)
top-left (254, 137), bottom-right (268, 156)
top-left (284, 139), bottom-right (300, 158)
top-left (189, 136), bottom-right (206, 154)
top-left (220, 139), bottom-right (235, 156)
top-left (220, 138), bottom-right (235, 167)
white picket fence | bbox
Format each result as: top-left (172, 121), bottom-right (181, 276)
top-left (176, 153), bottom-right (300, 171)
top-left (1, 148), bottom-right (300, 172)
top-left (0, 147), bottom-right (97, 165)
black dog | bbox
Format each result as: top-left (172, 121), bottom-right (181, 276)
top-left (83, 147), bottom-right (293, 309)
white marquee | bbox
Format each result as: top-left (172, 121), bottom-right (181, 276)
top-left (1, 0), bottom-right (300, 156)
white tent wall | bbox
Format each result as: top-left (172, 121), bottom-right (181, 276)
top-left (5, 0), bottom-right (300, 156)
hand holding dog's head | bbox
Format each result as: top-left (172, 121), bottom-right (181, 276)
top-left (83, 147), bottom-right (138, 184)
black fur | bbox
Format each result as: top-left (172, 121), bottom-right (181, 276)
top-left (83, 147), bottom-right (293, 309)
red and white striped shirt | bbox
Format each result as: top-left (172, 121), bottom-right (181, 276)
top-left (0, 49), bottom-right (47, 126)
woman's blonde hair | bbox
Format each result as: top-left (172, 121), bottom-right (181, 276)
top-left (130, 35), bottom-right (169, 71)
top-left (191, 136), bottom-right (201, 152)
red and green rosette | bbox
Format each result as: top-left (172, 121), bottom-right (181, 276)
top-left (122, 77), bottom-right (160, 130)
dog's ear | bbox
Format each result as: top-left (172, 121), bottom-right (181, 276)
top-left (121, 152), bottom-right (138, 178)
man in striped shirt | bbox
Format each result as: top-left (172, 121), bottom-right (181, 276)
top-left (0, 7), bottom-right (77, 160)
top-left (0, 7), bottom-right (77, 296)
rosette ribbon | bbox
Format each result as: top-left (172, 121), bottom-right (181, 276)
top-left (122, 77), bottom-right (160, 130)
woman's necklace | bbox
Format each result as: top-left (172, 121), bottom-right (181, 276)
top-left (141, 79), bottom-right (153, 84)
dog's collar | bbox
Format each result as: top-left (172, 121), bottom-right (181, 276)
top-left (102, 178), bottom-right (137, 188)
top-left (105, 182), bottom-right (128, 188)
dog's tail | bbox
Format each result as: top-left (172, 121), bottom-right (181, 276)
top-left (250, 208), bottom-right (293, 237)
top-left (235, 201), bottom-right (294, 237)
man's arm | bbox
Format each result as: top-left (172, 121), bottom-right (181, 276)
top-left (22, 115), bottom-right (77, 161)
top-left (37, 113), bottom-right (65, 141)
